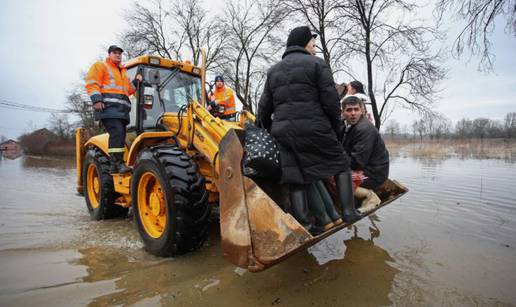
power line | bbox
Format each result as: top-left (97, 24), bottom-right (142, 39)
top-left (0, 98), bottom-right (71, 113)
top-left (0, 126), bottom-right (27, 132)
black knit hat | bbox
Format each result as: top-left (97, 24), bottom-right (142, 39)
top-left (287, 26), bottom-right (317, 48)
top-left (349, 80), bottom-right (365, 94)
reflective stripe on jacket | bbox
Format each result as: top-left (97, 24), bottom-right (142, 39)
top-left (85, 58), bottom-right (136, 122)
top-left (213, 86), bottom-right (236, 116)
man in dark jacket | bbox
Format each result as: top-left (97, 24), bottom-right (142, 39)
top-left (341, 96), bottom-right (390, 213)
top-left (257, 26), bottom-right (361, 230)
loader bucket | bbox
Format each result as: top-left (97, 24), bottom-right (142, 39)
top-left (218, 129), bottom-right (408, 272)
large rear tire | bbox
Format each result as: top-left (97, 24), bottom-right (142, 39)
top-left (131, 145), bottom-right (210, 257)
top-left (83, 148), bottom-right (128, 220)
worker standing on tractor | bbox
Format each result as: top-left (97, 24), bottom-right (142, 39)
top-left (85, 45), bottom-right (142, 174)
top-left (207, 75), bottom-right (237, 120)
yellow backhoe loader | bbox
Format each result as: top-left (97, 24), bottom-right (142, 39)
top-left (76, 51), bottom-right (408, 272)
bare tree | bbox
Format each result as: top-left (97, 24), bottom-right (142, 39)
top-left (170, 0), bottom-right (227, 69)
top-left (333, 1), bottom-right (446, 130)
top-left (455, 118), bottom-right (473, 138)
top-left (411, 112), bottom-right (451, 139)
top-left (217, 0), bottom-right (287, 113)
top-left (504, 112), bottom-right (516, 138)
top-left (48, 113), bottom-right (73, 140)
top-left (384, 120), bottom-right (400, 139)
top-left (412, 119), bottom-right (426, 141)
top-left (283, 0), bottom-right (355, 76)
top-left (66, 84), bottom-right (102, 135)
top-left (430, 113), bottom-right (452, 139)
top-left (435, 0), bottom-right (516, 71)
top-left (121, 0), bottom-right (182, 59)
top-left (455, 117), bottom-right (507, 138)
top-left (486, 119), bottom-right (504, 138)
top-left (472, 117), bottom-right (492, 139)
top-left (121, 0), bottom-right (226, 70)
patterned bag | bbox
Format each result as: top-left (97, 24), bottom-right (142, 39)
top-left (243, 123), bottom-right (281, 179)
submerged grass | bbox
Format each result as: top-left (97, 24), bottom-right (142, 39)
top-left (385, 138), bottom-right (516, 162)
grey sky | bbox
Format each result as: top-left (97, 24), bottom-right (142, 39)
top-left (0, 0), bottom-right (515, 139)
top-left (0, 0), bottom-right (126, 139)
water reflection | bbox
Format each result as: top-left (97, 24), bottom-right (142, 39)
top-left (0, 150), bottom-right (22, 160)
top-left (73, 248), bottom-right (160, 306)
top-left (335, 223), bottom-right (398, 306)
top-left (21, 155), bottom-right (75, 169)
top-left (70, 216), bottom-right (400, 306)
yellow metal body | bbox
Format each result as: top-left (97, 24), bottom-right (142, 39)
top-left (76, 52), bottom-right (408, 272)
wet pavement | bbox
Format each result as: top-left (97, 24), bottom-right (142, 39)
top-left (0, 151), bottom-right (515, 306)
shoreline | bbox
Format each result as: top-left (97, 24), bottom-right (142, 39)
top-left (385, 138), bottom-right (516, 161)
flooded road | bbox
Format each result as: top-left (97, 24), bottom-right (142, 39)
top-left (1, 151), bottom-right (515, 306)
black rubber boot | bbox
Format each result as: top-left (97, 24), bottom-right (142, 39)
top-left (307, 183), bottom-right (334, 235)
top-left (315, 180), bottom-right (343, 225)
top-left (289, 184), bottom-right (312, 232)
top-left (335, 171), bottom-right (362, 223)
top-left (110, 153), bottom-right (131, 174)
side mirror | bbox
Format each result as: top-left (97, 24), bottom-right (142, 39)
top-left (143, 87), bottom-right (154, 109)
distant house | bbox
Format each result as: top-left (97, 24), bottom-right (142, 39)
top-left (0, 139), bottom-right (21, 152)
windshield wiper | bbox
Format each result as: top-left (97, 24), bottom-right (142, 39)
top-left (158, 68), bottom-right (180, 89)
top-left (150, 68), bottom-right (180, 113)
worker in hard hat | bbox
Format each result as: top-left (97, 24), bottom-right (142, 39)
top-left (207, 75), bottom-right (237, 120)
top-left (85, 45), bottom-right (142, 174)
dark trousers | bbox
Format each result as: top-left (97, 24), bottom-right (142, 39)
top-left (101, 119), bottom-right (126, 155)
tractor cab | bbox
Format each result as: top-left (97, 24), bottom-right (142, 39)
top-left (123, 56), bottom-right (204, 146)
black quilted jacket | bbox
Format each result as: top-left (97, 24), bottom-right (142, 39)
top-left (257, 46), bottom-right (349, 184)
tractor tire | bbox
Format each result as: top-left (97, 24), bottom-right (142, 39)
top-left (131, 145), bottom-right (210, 257)
top-left (83, 148), bottom-right (128, 220)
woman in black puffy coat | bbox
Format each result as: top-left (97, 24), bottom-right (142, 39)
top-left (257, 26), bottom-right (361, 230)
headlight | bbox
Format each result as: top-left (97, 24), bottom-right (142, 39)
top-left (149, 57), bottom-right (160, 65)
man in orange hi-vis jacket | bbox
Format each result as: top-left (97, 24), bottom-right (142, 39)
top-left (207, 75), bottom-right (237, 120)
top-left (85, 45), bottom-right (142, 174)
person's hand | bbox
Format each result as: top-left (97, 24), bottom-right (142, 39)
top-left (207, 105), bottom-right (212, 111)
top-left (135, 74), bottom-right (143, 82)
top-left (93, 102), bottom-right (105, 111)
top-left (351, 170), bottom-right (365, 192)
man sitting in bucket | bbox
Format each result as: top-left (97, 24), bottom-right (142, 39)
top-left (340, 96), bottom-right (390, 213)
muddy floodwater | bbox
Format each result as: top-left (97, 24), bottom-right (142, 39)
top-left (1, 149), bottom-right (515, 306)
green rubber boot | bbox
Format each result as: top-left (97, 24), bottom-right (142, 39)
top-left (315, 181), bottom-right (343, 225)
top-left (307, 183), bottom-right (334, 235)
